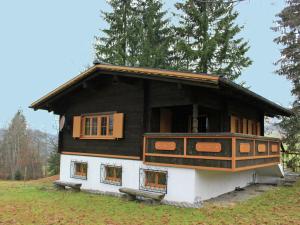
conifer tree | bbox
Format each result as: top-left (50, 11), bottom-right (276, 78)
top-left (273, 0), bottom-right (300, 154)
top-left (137, 0), bottom-right (173, 68)
top-left (173, 0), bottom-right (251, 80)
top-left (95, 0), bottom-right (173, 68)
top-left (95, 0), bottom-right (136, 66)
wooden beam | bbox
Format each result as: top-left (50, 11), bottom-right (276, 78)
top-left (192, 104), bottom-right (198, 133)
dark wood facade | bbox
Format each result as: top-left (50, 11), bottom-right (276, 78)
top-left (31, 64), bottom-right (291, 171)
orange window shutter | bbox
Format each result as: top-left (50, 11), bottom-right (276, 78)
top-left (73, 116), bottom-right (81, 138)
top-left (113, 113), bottom-right (124, 139)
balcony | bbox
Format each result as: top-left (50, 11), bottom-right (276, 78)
top-left (143, 133), bottom-right (281, 172)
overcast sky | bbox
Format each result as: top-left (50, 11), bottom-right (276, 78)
top-left (0, 0), bottom-right (293, 134)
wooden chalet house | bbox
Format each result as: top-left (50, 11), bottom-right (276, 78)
top-left (30, 62), bottom-right (291, 204)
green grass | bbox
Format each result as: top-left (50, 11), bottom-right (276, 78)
top-left (0, 178), bottom-right (299, 225)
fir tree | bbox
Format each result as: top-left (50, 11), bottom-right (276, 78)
top-left (273, 0), bottom-right (300, 154)
top-left (173, 0), bottom-right (251, 80)
top-left (137, 0), bottom-right (173, 68)
top-left (95, 0), bottom-right (136, 66)
top-left (95, 0), bottom-right (173, 68)
top-left (48, 150), bottom-right (60, 176)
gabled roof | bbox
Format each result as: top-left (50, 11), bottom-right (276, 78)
top-left (30, 63), bottom-right (292, 117)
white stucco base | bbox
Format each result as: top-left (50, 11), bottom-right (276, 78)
top-left (59, 154), bottom-right (282, 204)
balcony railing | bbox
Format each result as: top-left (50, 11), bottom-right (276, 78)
top-left (143, 133), bottom-right (281, 172)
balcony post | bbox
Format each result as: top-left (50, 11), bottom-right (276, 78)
top-left (192, 104), bottom-right (198, 133)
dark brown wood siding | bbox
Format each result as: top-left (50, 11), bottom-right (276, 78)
top-left (58, 76), bottom-right (144, 157)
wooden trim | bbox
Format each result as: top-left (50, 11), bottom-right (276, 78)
top-left (236, 155), bottom-right (280, 160)
top-left (183, 137), bottom-right (187, 156)
top-left (232, 137), bottom-right (236, 170)
top-left (145, 153), bottom-right (232, 160)
top-left (144, 162), bottom-right (233, 172)
top-left (234, 162), bottom-right (280, 172)
top-left (154, 141), bottom-right (176, 151)
top-left (61, 152), bottom-right (140, 160)
top-left (79, 136), bottom-right (116, 140)
top-left (253, 139), bottom-right (256, 156)
top-left (195, 142), bottom-right (222, 153)
top-left (239, 143), bottom-right (251, 153)
top-left (143, 136), bottom-right (147, 162)
top-left (145, 135), bottom-right (234, 139)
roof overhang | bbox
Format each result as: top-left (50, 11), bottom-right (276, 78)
top-left (29, 64), bottom-right (292, 117)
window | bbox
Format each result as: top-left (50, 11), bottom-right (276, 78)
top-left (71, 161), bottom-right (88, 180)
top-left (100, 164), bottom-right (122, 186)
top-left (72, 112), bottom-right (124, 139)
top-left (83, 116), bottom-right (98, 136)
top-left (140, 169), bottom-right (167, 193)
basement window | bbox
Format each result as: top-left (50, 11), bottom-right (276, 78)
top-left (100, 164), bottom-right (122, 186)
top-left (71, 161), bottom-right (88, 180)
top-left (140, 169), bottom-right (167, 193)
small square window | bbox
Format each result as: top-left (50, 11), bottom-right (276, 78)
top-left (100, 164), bottom-right (122, 186)
top-left (71, 161), bottom-right (88, 180)
top-left (140, 169), bottom-right (167, 193)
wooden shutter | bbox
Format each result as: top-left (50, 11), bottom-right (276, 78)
top-left (247, 120), bottom-right (252, 135)
top-left (256, 122), bottom-right (261, 136)
top-left (113, 113), bottom-right (124, 139)
top-left (243, 118), bottom-right (247, 134)
top-left (230, 116), bottom-right (237, 133)
top-left (73, 116), bottom-right (81, 138)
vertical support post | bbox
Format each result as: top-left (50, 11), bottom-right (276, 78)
top-left (143, 136), bottom-right (147, 162)
top-left (232, 137), bottom-right (236, 171)
top-left (183, 137), bottom-right (187, 157)
top-left (192, 104), bottom-right (198, 133)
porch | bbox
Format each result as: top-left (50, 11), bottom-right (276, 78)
top-left (143, 133), bottom-right (281, 172)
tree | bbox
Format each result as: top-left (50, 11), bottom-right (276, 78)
top-left (137, 0), bottom-right (173, 68)
top-left (95, 0), bottom-right (173, 68)
top-left (0, 111), bottom-right (44, 180)
top-left (173, 0), bottom-right (252, 80)
top-left (47, 136), bottom-right (60, 176)
top-left (1, 110), bottom-right (28, 179)
top-left (95, 0), bottom-right (136, 66)
top-left (273, 0), bottom-right (300, 154)
top-left (273, 0), bottom-right (300, 101)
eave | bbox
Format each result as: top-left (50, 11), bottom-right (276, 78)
top-left (29, 64), bottom-right (292, 117)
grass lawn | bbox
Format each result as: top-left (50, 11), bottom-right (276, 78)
top-left (0, 177), bottom-right (299, 225)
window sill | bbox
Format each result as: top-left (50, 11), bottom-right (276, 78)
top-left (71, 175), bottom-right (87, 180)
top-left (101, 179), bottom-right (122, 186)
top-left (79, 136), bottom-right (116, 140)
top-left (142, 186), bottom-right (166, 194)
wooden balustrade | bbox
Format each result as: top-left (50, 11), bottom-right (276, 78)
top-left (143, 133), bottom-right (281, 172)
